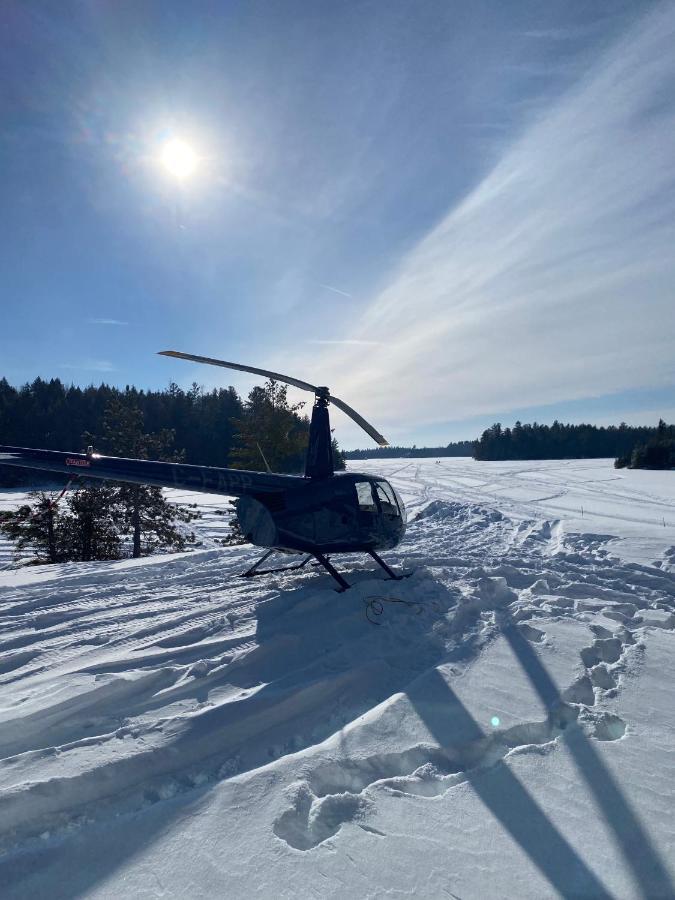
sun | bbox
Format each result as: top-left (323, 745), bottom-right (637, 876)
top-left (160, 138), bottom-right (199, 179)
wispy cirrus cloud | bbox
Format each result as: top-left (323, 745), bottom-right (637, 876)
top-left (60, 360), bottom-right (116, 373)
top-left (307, 5), bottom-right (675, 442)
top-left (308, 339), bottom-right (380, 346)
top-left (317, 284), bottom-right (353, 299)
top-left (87, 318), bottom-right (128, 326)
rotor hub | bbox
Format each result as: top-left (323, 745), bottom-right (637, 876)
top-left (315, 387), bottom-right (331, 405)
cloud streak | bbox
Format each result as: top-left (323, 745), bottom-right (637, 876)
top-left (318, 284), bottom-right (353, 299)
top-left (308, 339), bottom-right (380, 346)
top-left (87, 318), bottom-right (128, 326)
top-left (60, 360), bottom-right (116, 373)
top-left (310, 6), bottom-right (675, 439)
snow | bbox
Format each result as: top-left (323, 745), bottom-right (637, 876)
top-left (0, 458), bottom-right (674, 899)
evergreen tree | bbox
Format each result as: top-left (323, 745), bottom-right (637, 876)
top-left (1, 483), bottom-right (125, 564)
top-left (93, 397), bottom-right (198, 558)
top-left (61, 485), bottom-right (123, 562)
top-left (626, 420), bottom-right (675, 470)
top-left (217, 500), bottom-right (248, 546)
top-left (331, 437), bottom-right (346, 470)
top-left (230, 380), bottom-right (309, 473)
top-left (0, 492), bottom-right (62, 564)
top-left (229, 380), bottom-right (350, 473)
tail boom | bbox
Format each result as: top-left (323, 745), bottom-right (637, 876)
top-left (0, 446), bottom-right (298, 497)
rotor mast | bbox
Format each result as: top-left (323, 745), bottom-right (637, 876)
top-left (305, 387), bottom-right (334, 480)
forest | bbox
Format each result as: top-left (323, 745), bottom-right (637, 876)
top-left (0, 375), bottom-right (344, 487)
top-left (344, 441), bottom-right (473, 460)
top-left (614, 419), bottom-right (675, 470)
top-left (472, 420), bottom-right (671, 463)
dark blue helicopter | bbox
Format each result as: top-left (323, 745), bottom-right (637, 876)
top-left (0, 352), bottom-right (407, 590)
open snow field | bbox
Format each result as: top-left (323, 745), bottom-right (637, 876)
top-left (0, 458), bottom-right (674, 899)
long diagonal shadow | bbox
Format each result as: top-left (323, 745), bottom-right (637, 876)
top-left (405, 670), bottom-right (613, 899)
top-left (501, 619), bottom-right (675, 899)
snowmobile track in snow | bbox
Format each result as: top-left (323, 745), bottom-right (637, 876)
top-left (0, 460), bottom-right (673, 900)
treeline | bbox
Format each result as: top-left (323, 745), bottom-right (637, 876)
top-left (0, 376), bottom-right (344, 486)
top-left (474, 421), bottom-right (666, 461)
top-left (3, 377), bottom-right (670, 474)
top-left (615, 420), bottom-right (675, 470)
top-left (344, 441), bottom-right (473, 460)
top-left (0, 377), bottom-right (243, 470)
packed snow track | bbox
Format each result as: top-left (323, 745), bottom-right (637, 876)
top-left (0, 459), bottom-right (674, 899)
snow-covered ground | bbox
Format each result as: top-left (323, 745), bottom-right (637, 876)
top-left (0, 458), bottom-right (674, 899)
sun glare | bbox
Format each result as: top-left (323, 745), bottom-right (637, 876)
top-left (160, 138), bottom-right (198, 179)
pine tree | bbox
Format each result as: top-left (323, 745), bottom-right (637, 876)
top-left (330, 438), bottom-right (347, 472)
top-left (61, 485), bottom-right (123, 562)
top-left (217, 499), bottom-right (248, 546)
top-left (0, 492), bottom-right (62, 564)
top-left (230, 380), bottom-right (309, 473)
top-left (94, 397), bottom-right (199, 558)
top-left (229, 379), bottom-right (349, 473)
top-left (0, 483), bottom-right (125, 565)
top-left (331, 436), bottom-right (346, 471)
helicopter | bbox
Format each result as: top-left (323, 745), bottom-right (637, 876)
top-left (0, 352), bottom-right (407, 591)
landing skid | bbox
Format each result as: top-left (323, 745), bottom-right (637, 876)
top-left (241, 549), bottom-right (313, 578)
top-left (240, 548), bottom-right (410, 592)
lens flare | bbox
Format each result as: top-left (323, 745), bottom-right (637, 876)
top-left (490, 716), bottom-right (501, 728)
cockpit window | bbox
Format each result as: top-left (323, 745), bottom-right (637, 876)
top-left (376, 481), bottom-right (396, 506)
top-left (374, 481), bottom-right (399, 516)
top-left (392, 485), bottom-right (407, 524)
top-left (355, 481), bottom-right (376, 511)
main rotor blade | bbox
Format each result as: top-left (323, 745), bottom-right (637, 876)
top-left (330, 395), bottom-right (389, 446)
top-left (160, 350), bottom-right (389, 446)
top-left (158, 350), bottom-right (319, 394)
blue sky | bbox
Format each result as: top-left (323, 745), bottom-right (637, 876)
top-left (2, 0), bottom-right (673, 448)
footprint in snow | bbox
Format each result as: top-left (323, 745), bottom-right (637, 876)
top-left (273, 781), bottom-right (374, 850)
